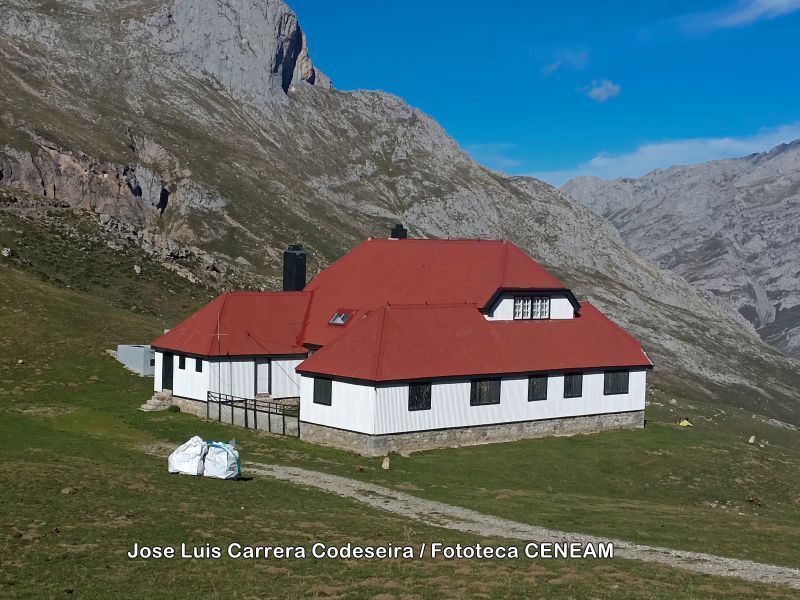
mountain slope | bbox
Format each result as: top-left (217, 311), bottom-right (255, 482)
top-left (562, 142), bottom-right (800, 359)
top-left (1, 0), bottom-right (799, 422)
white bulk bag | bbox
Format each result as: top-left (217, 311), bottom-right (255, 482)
top-left (202, 441), bottom-right (240, 480)
top-left (167, 436), bottom-right (208, 476)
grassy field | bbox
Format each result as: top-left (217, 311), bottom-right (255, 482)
top-left (2, 259), bottom-right (800, 598)
top-left (248, 393), bottom-right (800, 569)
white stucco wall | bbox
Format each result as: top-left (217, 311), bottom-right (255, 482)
top-left (301, 369), bottom-right (646, 434)
top-left (299, 375), bottom-right (377, 433)
top-left (154, 351), bottom-right (210, 400)
top-left (209, 359), bottom-right (256, 399)
top-left (155, 354), bottom-right (304, 401)
top-left (170, 356), bottom-right (211, 401)
top-left (256, 359), bottom-right (270, 394)
top-left (271, 358), bottom-right (303, 398)
top-left (255, 357), bottom-right (304, 398)
top-left (154, 351), bottom-right (163, 391)
top-left (485, 293), bottom-right (575, 320)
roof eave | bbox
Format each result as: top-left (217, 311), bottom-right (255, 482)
top-left (295, 361), bottom-right (654, 385)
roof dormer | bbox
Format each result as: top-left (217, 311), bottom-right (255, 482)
top-left (484, 289), bottom-right (580, 321)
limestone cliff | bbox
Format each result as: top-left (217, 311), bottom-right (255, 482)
top-left (563, 141), bottom-right (800, 359)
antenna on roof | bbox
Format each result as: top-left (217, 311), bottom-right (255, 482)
top-left (211, 302), bottom-right (230, 396)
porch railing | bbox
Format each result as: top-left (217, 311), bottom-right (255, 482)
top-left (206, 392), bottom-right (300, 437)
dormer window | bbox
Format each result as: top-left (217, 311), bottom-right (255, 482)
top-left (513, 296), bottom-right (550, 320)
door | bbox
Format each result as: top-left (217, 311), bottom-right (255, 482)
top-left (256, 359), bottom-right (271, 395)
top-left (162, 352), bottom-right (174, 390)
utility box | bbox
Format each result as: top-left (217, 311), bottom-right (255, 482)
top-left (116, 344), bottom-right (156, 377)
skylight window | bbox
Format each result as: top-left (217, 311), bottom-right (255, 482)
top-left (329, 311), bottom-right (353, 326)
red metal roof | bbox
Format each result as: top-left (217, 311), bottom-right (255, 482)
top-left (151, 291), bottom-right (309, 356)
top-left (297, 302), bottom-right (653, 382)
top-left (151, 238), bottom-right (649, 376)
top-left (301, 238), bottom-right (569, 347)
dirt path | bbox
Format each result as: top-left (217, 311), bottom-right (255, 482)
top-left (246, 461), bottom-right (800, 590)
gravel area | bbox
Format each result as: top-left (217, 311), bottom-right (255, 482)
top-left (247, 461), bottom-right (800, 590)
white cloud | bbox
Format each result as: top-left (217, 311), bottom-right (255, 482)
top-left (531, 122), bottom-right (800, 186)
top-left (541, 61), bottom-right (563, 76)
top-left (680, 0), bottom-right (800, 31)
top-left (541, 50), bottom-right (589, 76)
top-left (465, 143), bottom-right (522, 171)
top-left (582, 79), bottom-right (621, 103)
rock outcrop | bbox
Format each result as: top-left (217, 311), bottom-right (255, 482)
top-left (563, 141), bottom-right (800, 359)
top-left (143, 0), bottom-right (330, 106)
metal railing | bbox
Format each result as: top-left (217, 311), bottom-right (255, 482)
top-left (206, 392), bottom-right (300, 437)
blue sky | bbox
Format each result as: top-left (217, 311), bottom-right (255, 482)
top-left (290, 0), bottom-right (800, 185)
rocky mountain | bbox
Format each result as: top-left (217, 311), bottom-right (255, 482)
top-left (562, 142), bottom-right (800, 360)
top-left (1, 0), bottom-right (799, 421)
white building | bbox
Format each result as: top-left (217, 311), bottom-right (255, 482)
top-left (152, 228), bottom-right (653, 455)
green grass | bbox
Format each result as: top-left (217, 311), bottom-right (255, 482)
top-left (2, 261), bottom-right (800, 598)
top-left (0, 191), bottom-right (215, 325)
top-left (238, 395), bottom-right (800, 569)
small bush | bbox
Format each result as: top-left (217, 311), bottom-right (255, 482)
top-left (167, 405), bottom-right (181, 414)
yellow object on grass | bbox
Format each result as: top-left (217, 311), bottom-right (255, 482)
top-left (678, 419), bottom-right (693, 427)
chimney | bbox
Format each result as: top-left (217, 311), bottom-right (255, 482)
top-left (389, 223), bottom-right (408, 239)
top-left (282, 244), bottom-right (306, 291)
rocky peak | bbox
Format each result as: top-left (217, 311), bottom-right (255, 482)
top-left (144, 0), bottom-right (330, 108)
top-left (562, 140), bottom-right (800, 359)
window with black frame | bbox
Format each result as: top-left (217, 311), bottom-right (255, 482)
top-left (470, 378), bottom-right (501, 406)
top-left (178, 355), bottom-right (186, 370)
top-left (313, 377), bottom-right (332, 405)
top-left (195, 358), bottom-right (203, 373)
top-left (604, 370), bottom-right (629, 395)
top-left (528, 375), bottom-right (548, 401)
top-left (408, 382), bottom-right (432, 411)
top-left (513, 296), bottom-right (551, 320)
top-left (563, 373), bottom-right (583, 398)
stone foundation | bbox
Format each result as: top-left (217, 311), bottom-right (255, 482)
top-left (170, 395), bottom-right (207, 418)
top-left (300, 411), bottom-right (645, 456)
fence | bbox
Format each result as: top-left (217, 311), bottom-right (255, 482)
top-left (206, 392), bottom-right (300, 437)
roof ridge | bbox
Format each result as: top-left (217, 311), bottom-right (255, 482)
top-left (366, 237), bottom-right (506, 244)
top-left (500, 241), bottom-right (510, 287)
top-left (372, 305), bottom-right (390, 381)
top-left (209, 292), bottom-right (231, 356)
top-left (227, 290), bottom-right (308, 296)
top-left (296, 288), bottom-right (314, 347)
top-left (367, 302), bottom-right (478, 310)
